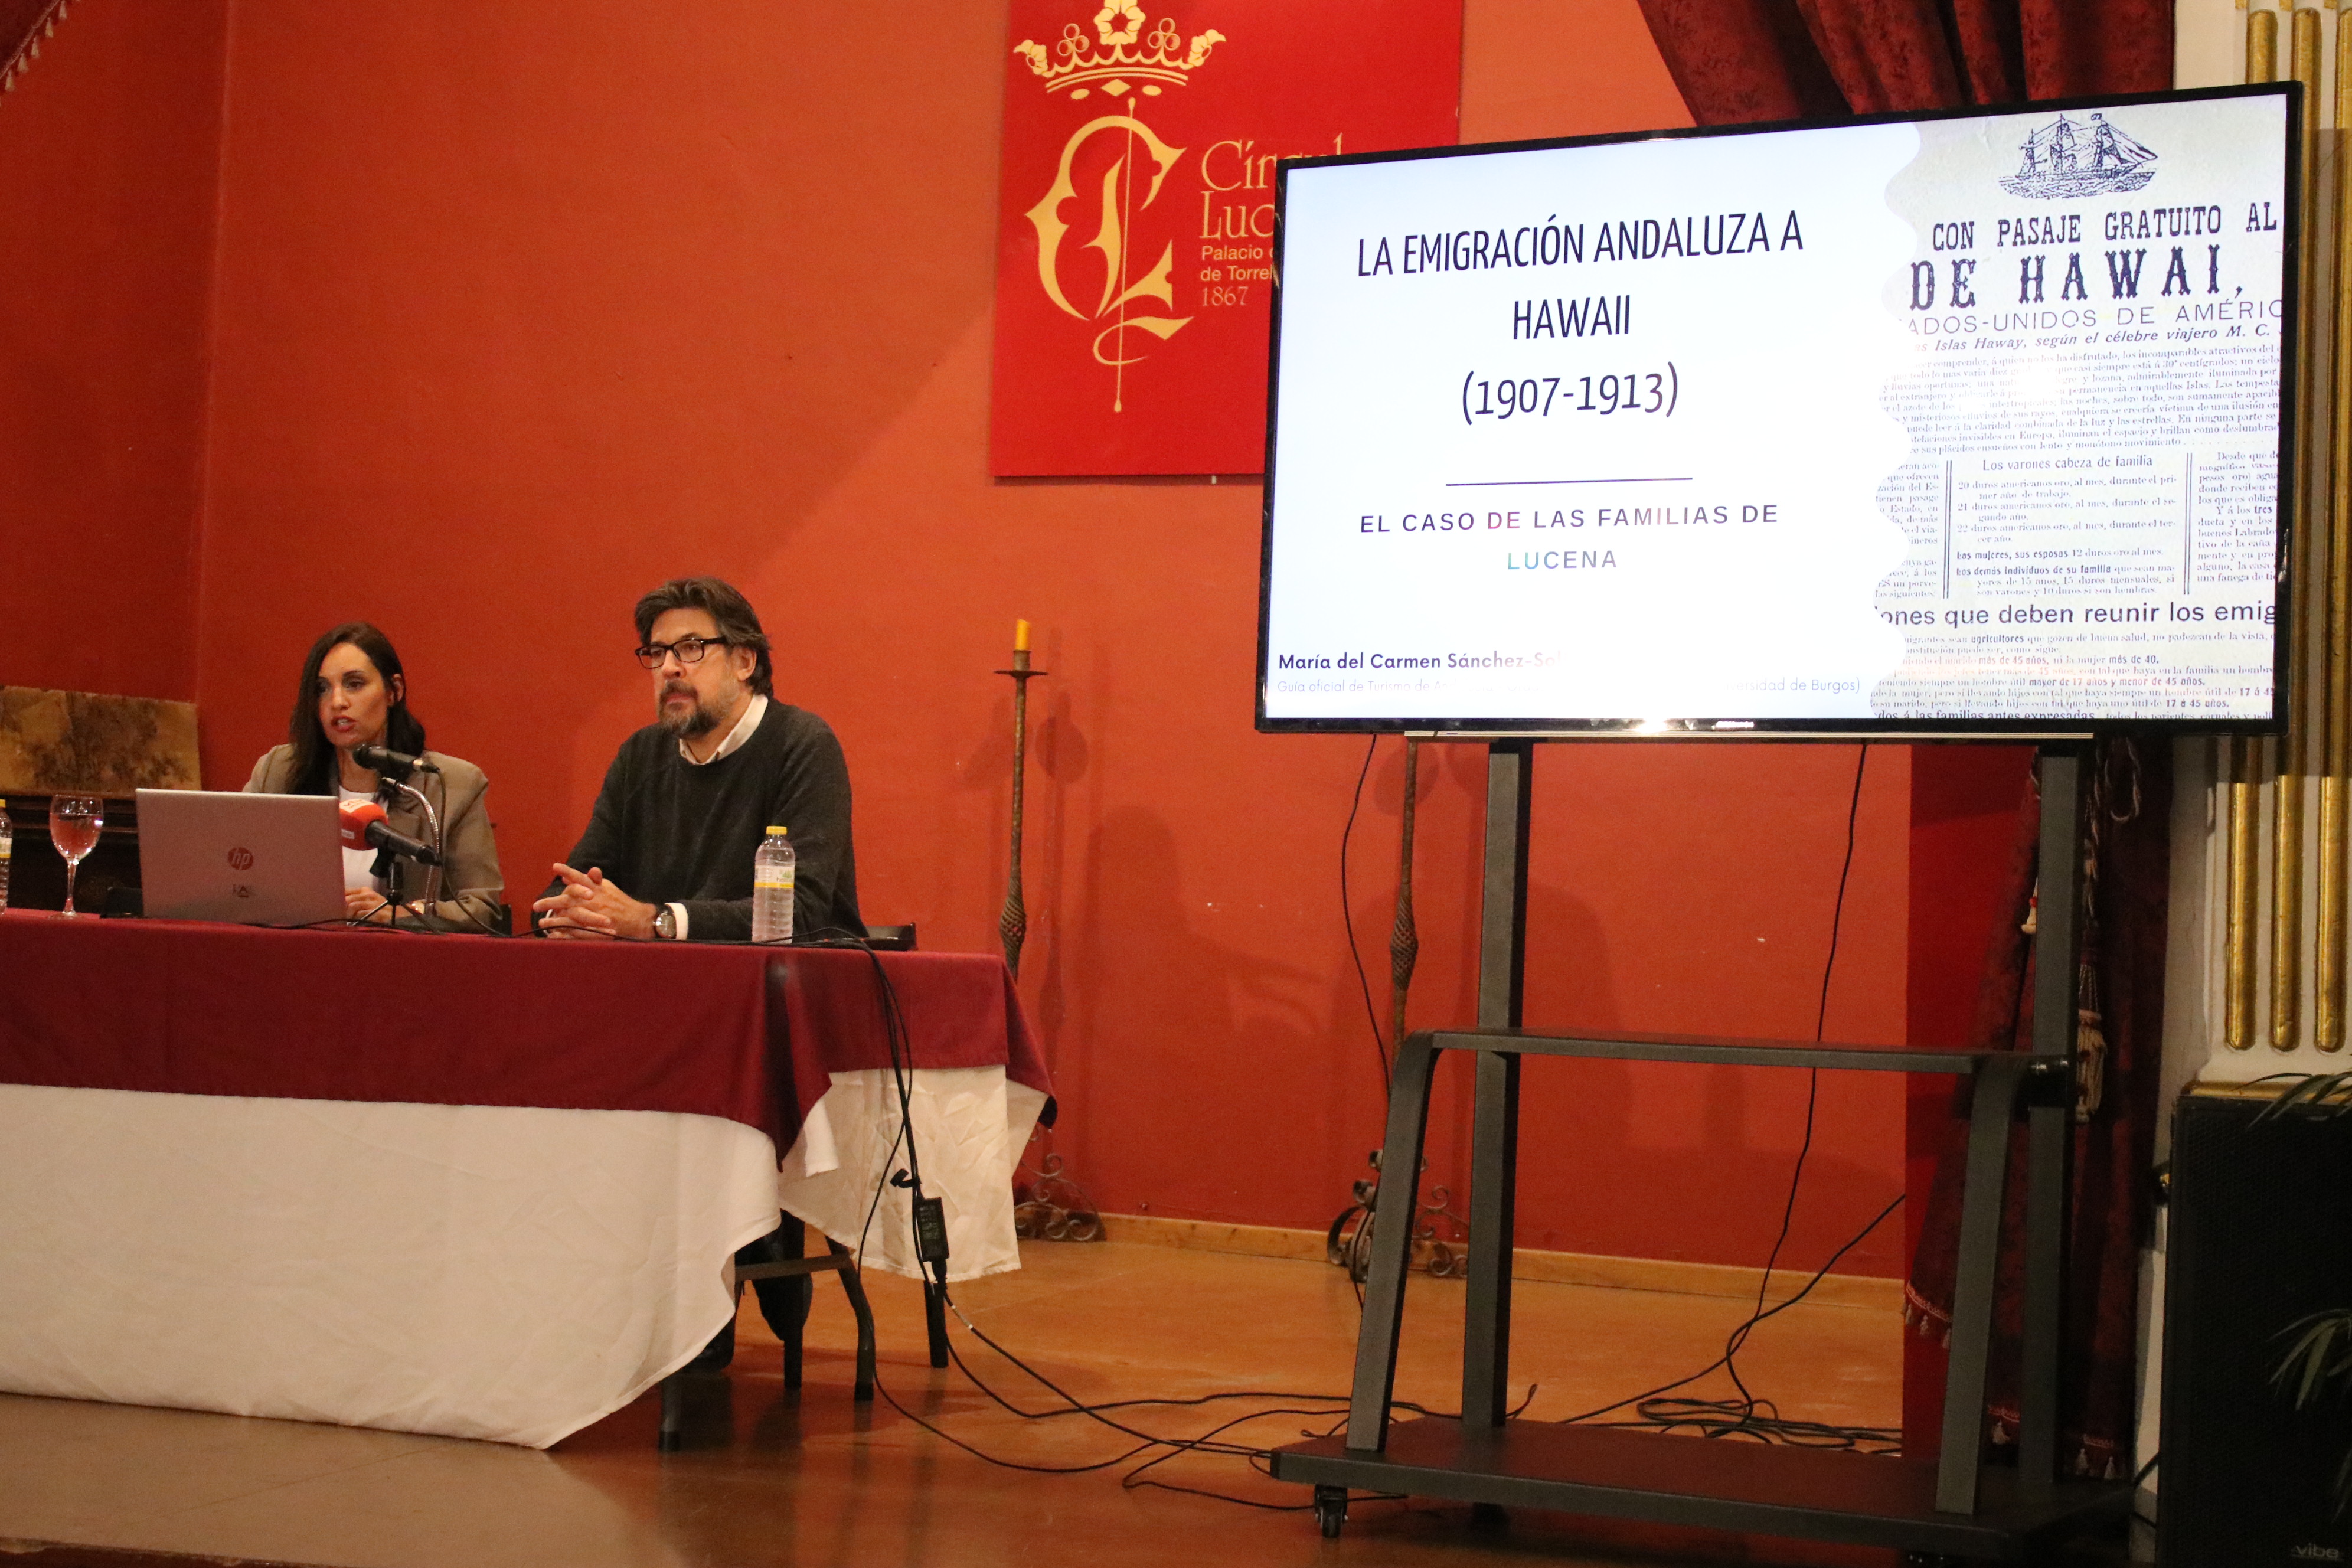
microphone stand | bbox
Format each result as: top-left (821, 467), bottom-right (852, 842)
top-left (367, 777), bottom-right (400, 893)
top-left (372, 775), bottom-right (445, 919)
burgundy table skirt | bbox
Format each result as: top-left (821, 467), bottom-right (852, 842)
top-left (0, 911), bottom-right (1053, 1445)
top-left (0, 911), bottom-right (1050, 1139)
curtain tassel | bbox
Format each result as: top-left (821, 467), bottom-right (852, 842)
top-left (2075, 1005), bottom-right (2107, 1122)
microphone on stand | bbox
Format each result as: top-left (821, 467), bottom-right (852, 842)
top-left (337, 798), bottom-right (443, 865)
top-left (352, 743), bottom-right (439, 778)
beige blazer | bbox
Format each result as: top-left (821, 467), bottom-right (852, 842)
top-left (243, 744), bottom-right (507, 932)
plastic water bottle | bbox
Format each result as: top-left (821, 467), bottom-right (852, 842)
top-left (0, 799), bottom-right (11, 912)
top-left (752, 825), bottom-right (795, 944)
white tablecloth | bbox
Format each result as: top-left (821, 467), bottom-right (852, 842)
top-left (780, 1068), bottom-right (1050, 1282)
top-left (0, 1070), bottom-right (1041, 1446)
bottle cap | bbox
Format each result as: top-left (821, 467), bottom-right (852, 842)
top-left (767, 824), bottom-right (787, 835)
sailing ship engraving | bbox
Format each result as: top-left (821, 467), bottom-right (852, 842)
top-left (2000, 112), bottom-right (2157, 199)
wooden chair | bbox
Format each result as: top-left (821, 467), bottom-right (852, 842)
top-left (656, 1227), bottom-right (877, 1451)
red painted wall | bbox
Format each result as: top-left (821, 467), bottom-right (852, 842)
top-left (14, 0), bottom-right (1913, 1278)
top-left (0, 0), bottom-right (225, 701)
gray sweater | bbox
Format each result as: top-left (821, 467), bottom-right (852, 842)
top-left (550, 701), bottom-right (863, 941)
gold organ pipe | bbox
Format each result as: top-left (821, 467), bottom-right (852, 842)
top-left (2230, 6), bottom-right (2276, 1051)
top-left (2321, 8), bottom-right (2352, 1051)
top-left (2271, 7), bottom-right (2321, 1048)
top-left (2231, 737), bottom-right (2263, 1048)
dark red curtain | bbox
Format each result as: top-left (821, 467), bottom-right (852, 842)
top-left (1636, 0), bottom-right (2178, 1476)
top-left (1903, 744), bottom-right (2171, 1476)
top-left (1, 0), bottom-right (69, 90)
top-left (1636, 0), bottom-right (2172, 125)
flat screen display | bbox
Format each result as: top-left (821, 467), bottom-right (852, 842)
top-left (1256, 86), bottom-right (2297, 736)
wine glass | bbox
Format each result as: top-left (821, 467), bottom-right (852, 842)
top-left (48, 795), bottom-right (103, 917)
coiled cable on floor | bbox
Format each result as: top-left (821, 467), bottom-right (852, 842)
top-left (801, 747), bottom-right (1905, 1504)
top-left (1556, 746), bottom-right (1903, 1456)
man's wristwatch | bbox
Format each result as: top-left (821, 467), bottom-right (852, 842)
top-left (653, 904), bottom-right (677, 941)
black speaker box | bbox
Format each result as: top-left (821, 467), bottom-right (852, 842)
top-left (2159, 1089), bottom-right (2352, 1567)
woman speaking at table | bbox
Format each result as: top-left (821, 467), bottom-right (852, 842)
top-left (243, 622), bottom-right (505, 931)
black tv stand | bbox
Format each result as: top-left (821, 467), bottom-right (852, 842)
top-left (1268, 740), bottom-right (2131, 1560)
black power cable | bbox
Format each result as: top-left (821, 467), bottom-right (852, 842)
top-left (780, 743), bottom-right (1905, 1505)
top-left (1721, 743), bottom-right (1869, 1419)
top-left (2129, 1449), bottom-right (2160, 1531)
top-left (1561, 743), bottom-right (1904, 1454)
top-left (783, 929), bottom-right (1513, 1510)
top-left (1553, 1190), bottom-right (1903, 1451)
top-left (873, 1305), bottom-right (1534, 1508)
top-left (1338, 735), bottom-right (1391, 1097)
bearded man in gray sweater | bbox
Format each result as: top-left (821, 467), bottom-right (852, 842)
top-left (535, 575), bottom-right (864, 1369)
top-left (534, 576), bottom-right (864, 943)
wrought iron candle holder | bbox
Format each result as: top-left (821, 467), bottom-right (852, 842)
top-left (1327, 1149), bottom-right (1469, 1283)
top-left (1390, 737), bottom-right (1422, 1050)
top-left (996, 629), bottom-right (1046, 979)
top-left (1015, 1150), bottom-right (1103, 1242)
top-left (1329, 737), bottom-right (1460, 1278)
top-left (996, 622), bottom-right (1103, 1242)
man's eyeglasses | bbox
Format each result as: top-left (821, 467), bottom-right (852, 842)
top-left (635, 636), bottom-right (729, 669)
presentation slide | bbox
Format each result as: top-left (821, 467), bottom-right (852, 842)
top-left (1257, 89), bottom-right (2291, 731)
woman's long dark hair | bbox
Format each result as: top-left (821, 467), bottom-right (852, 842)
top-left (285, 623), bottom-right (428, 795)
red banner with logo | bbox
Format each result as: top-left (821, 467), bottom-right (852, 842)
top-left (989, 1), bottom-right (1463, 476)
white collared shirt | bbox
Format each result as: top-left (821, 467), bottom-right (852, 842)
top-left (664, 693), bottom-right (769, 939)
top-left (679, 691), bottom-right (767, 765)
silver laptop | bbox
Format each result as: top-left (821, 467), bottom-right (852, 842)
top-left (136, 789), bottom-right (348, 926)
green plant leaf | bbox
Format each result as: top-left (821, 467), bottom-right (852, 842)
top-left (2273, 1311), bottom-right (2352, 1410)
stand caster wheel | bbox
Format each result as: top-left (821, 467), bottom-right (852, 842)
top-left (1314, 1486), bottom-right (1348, 1538)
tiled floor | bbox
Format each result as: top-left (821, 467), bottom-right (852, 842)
top-left (0, 1240), bottom-right (1925, 1568)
